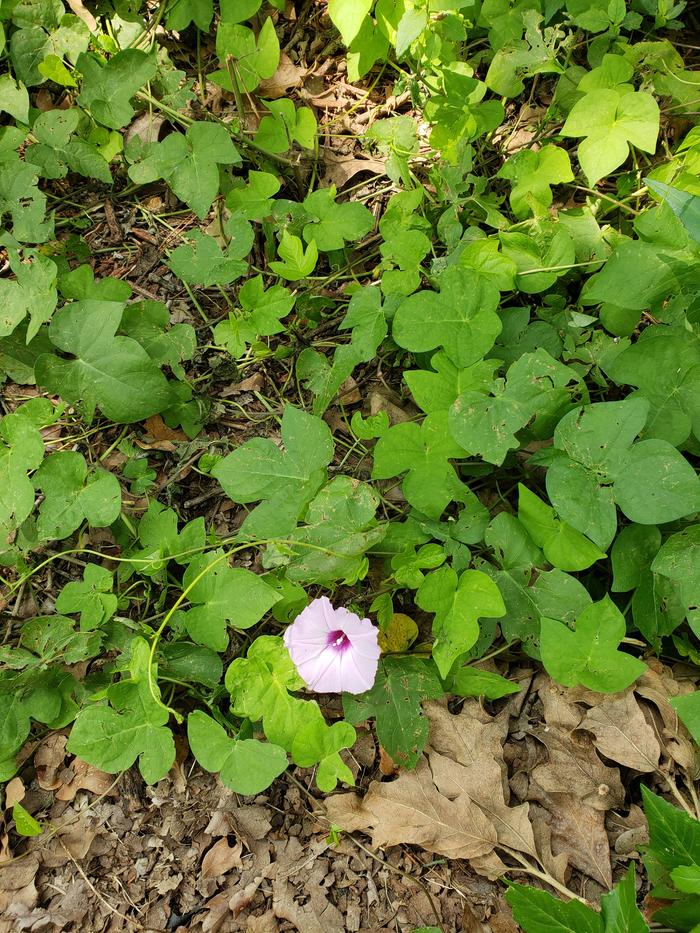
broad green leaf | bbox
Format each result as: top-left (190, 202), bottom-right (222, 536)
top-left (498, 145), bottom-right (573, 218)
top-left (447, 666), bottom-right (521, 700)
top-left (128, 123), bottom-right (240, 219)
top-left (448, 349), bottom-right (576, 465)
top-left (55, 563), bottom-right (117, 630)
top-left (328, 0), bottom-right (372, 45)
top-left (372, 412), bottom-right (466, 519)
top-left (545, 399), bottom-right (700, 549)
top-left (254, 99), bottom-right (316, 152)
top-left (393, 266), bottom-right (501, 368)
top-left (119, 300), bottom-right (196, 378)
top-left (417, 567), bottom-right (506, 678)
top-left (214, 17), bottom-right (279, 92)
top-left (343, 657), bottom-right (443, 768)
top-left (213, 274), bottom-right (294, 357)
top-left (540, 596), bottom-right (647, 692)
top-left (212, 405), bottom-right (334, 537)
top-left (35, 299), bottom-right (175, 423)
top-left (187, 710), bottom-right (287, 794)
top-left (291, 714), bottom-right (356, 791)
top-left (651, 525), bottom-right (700, 629)
top-left (168, 230), bottom-right (248, 286)
top-left (179, 550), bottom-right (281, 651)
top-left (517, 485), bottom-right (606, 571)
top-left (225, 635), bottom-right (315, 750)
top-left (27, 109), bottom-right (111, 183)
top-left (298, 285), bottom-right (387, 415)
top-left (161, 643), bottom-right (223, 688)
top-left (166, 0), bottom-right (214, 31)
top-left (0, 248), bottom-right (57, 342)
top-left (226, 170), bottom-right (281, 219)
top-left (0, 74), bottom-right (29, 123)
top-left (671, 864), bottom-right (700, 896)
top-left (302, 186), bottom-right (373, 251)
top-left (603, 330), bottom-right (700, 445)
top-left (283, 476), bottom-right (384, 584)
top-left (646, 179), bottom-right (700, 244)
top-left (268, 231), bottom-right (318, 280)
top-left (610, 525), bottom-right (661, 593)
top-left (126, 501), bottom-right (205, 577)
top-left (561, 87), bottom-right (659, 185)
top-left (406, 353), bottom-right (499, 415)
top-left (67, 639), bottom-right (175, 784)
top-left (0, 159), bottom-right (53, 243)
top-left (582, 240), bottom-right (682, 311)
top-left (33, 451), bottom-right (121, 541)
top-left (506, 882), bottom-right (603, 932)
top-left (642, 786), bottom-right (700, 872)
top-left (77, 50), bottom-right (158, 129)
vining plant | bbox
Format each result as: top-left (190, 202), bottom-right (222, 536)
top-left (0, 0), bottom-right (699, 927)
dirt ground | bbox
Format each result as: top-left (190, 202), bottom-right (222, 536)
top-left (0, 736), bottom-right (509, 933)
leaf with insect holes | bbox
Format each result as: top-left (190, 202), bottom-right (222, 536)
top-left (417, 567), bottom-right (506, 678)
top-left (0, 399), bottom-right (54, 547)
top-left (67, 638), bottom-right (175, 784)
top-left (302, 186), bottom-right (373, 251)
top-left (344, 657), bottom-right (443, 768)
top-left (177, 549), bottom-right (281, 651)
top-left (561, 87), bottom-right (659, 185)
top-left (540, 596), bottom-right (647, 692)
top-left (0, 248), bottom-right (57, 343)
top-left (268, 231), bottom-right (318, 280)
top-left (372, 412), bottom-right (467, 519)
top-left (212, 405), bottom-right (334, 537)
top-left (392, 266), bottom-right (501, 368)
top-left (545, 399), bottom-right (700, 549)
top-left (33, 451), bottom-right (122, 541)
top-left (187, 710), bottom-right (288, 794)
top-left (448, 349), bottom-right (576, 466)
top-left (77, 50), bottom-right (158, 129)
top-left (283, 476), bottom-right (385, 585)
top-left (127, 123), bottom-right (240, 219)
top-left (0, 157), bottom-right (53, 243)
top-left (35, 299), bottom-right (175, 423)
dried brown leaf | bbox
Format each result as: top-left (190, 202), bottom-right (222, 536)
top-left (530, 726), bottom-right (624, 811)
top-left (258, 53), bottom-right (307, 98)
top-left (326, 758), bottom-right (498, 860)
top-left (528, 786), bottom-right (612, 888)
top-left (201, 838), bottom-right (244, 878)
top-left (583, 691), bottom-right (661, 772)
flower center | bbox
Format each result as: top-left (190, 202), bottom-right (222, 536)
top-left (327, 629), bottom-right (351, 653)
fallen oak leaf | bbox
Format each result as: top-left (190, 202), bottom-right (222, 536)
top-left (583, 690), bottom-right (661, 773)
top-left (325, 757), bottom-right (498, 860)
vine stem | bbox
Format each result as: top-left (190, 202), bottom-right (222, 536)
top-left (503, 848), bottom-right (590, 904)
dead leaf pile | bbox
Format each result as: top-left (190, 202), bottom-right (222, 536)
top-left (327, 664), bottom-right (700, 898)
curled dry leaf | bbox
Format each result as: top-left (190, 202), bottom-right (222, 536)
top-left (258, 53), bottom-right (308, 99)
top-left (201, 837), bottom-right (244, 879)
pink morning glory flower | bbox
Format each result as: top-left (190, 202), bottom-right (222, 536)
top-left (283, 597), bottom-right (380, 694)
